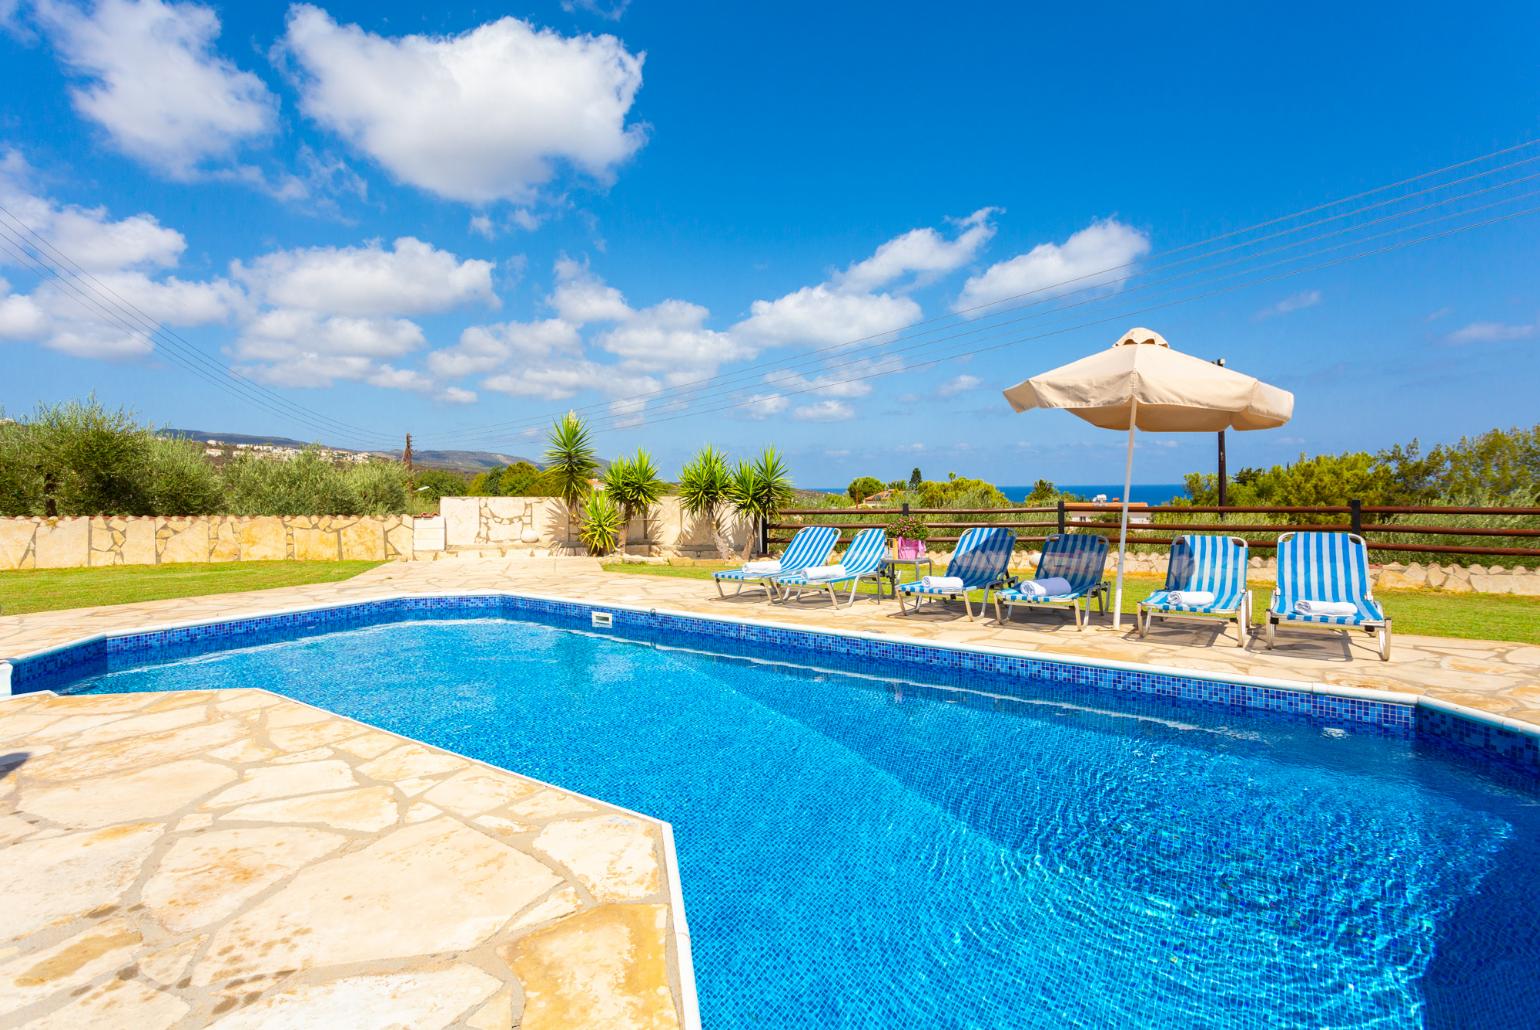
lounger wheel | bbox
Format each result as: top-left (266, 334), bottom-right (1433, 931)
top-left (1378, 621), bottom-right (1392, 662)
top-left (1264, 617), bottom-right (1276, 649)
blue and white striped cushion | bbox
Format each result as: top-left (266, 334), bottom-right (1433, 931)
top-left (777, 527), bottom-right (888, 585)
top-left (999, 533), bottom-right (1109, 604)
top-left (897, 526), bottom-right (1015, 595)
top-left (1272, 532), bottom-right (1385, 626)
top-left (714, 525), bottom-right (839, 581)
top-left (1141, 535), bottom-right (1248, 614)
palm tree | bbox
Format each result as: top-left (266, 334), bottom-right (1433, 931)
top-left (727, 447), bottom-right (794, 558)
top-left (678, 445), bottom-right (733, 559)
top-left (577, 490), bottom-right (623, 556)
top-left (543, 412), bottom-right (599, 527)
top-left (600, 448), bottom-right (665, 554)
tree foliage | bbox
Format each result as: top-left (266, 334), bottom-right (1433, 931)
top-left (577, 489), bottom-right (623, 556)
top-left (1181, 425), bottom-right (1539, 509)
top-left (543, 412), bottom-right (599, 513)
top-left (727, 447), bottom-right (794, 557)
top-left (0, 400), bottom-right (411, 517)
top-left (846, 475), bottom-right (883, 503)
top-left (600, 448), bottom-right (665, 553)
top-left (677, 444), bottom-right (733, 559)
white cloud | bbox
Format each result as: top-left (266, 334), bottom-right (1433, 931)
top-left (283, 6), bottom-right (646, 204)
top-left (937, 373), bottom-right (981, 397)
top-left (608, 395), bottom-right (646, 428)
top-left (732, 284), bottom-right (920, 349)
top-left (595, 298), bottom-right (749, 372)
top-left (738, 393), bottom-right (787, 420)
top-left (239, 308), bottom-right (424, 360)
top-left (837, 208), bottom-right (997, 292)
top-left (562, 0), bottom-right (630, 19)
top-left (1445, 320), bottom-right (1537, 344)
top-left (1, 151), bottom-right (186, 270)
top-left (954, 218), bottom-right (1150, 315)
top-left (730, 212), bottom-right (993, 351)
top-left (763, 355), bottom-right (902, 399)
top-left (438, 386), bottom-right (477, 404)
top-left (34, 0), bottom-right (277, 177)
top-left (483, 359), bottom-right (607, 400)
top-left (548, 257), bottom-right (632, 324)
top-left (1257, 289), bottom-right (1322, 319)
top-left (792, 399), bottom-right (854, 422)
top-left (0, 280), bottom-right (47, 339)
top-left (234, 236), bottom-right (494, 318)
top-left (429, 317), bottom-right (580, 377)
top-left (468, 214), bottom-right (495, 239)
top-left (0, 159), bottom-right (240, 358)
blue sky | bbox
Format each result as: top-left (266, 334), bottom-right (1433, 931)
top-left (1, 1), bottom-right (1537, 486)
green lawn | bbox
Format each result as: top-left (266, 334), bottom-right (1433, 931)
top-left (602, 562), bottom-right (1540, 644)
top-left (0, 561), bottom-right (385, 617)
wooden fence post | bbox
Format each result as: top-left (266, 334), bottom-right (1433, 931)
top-left (1350, 499), bottom-right (1363, 538)
top-left (1056, 499), bottom-right (1066, 536)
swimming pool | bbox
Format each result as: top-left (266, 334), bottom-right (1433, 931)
top-left (33, 607), bottom-right (1540, 1028)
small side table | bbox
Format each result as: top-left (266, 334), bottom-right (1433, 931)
top-left (880, 556), bottom-right (934, 599)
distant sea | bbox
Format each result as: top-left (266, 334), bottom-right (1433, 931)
top-left (807, 483), bottom-right (1189, 505)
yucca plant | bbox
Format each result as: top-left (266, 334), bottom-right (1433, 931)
top-left (678, 445), bottom-right (734, 559)
top-left (600, 448), bottom-right (665, 554)
top-left (543, 412), bottom-right (599, 517)
top-left (578, 489), bottom-right (623, 556)
top-left (726, 447), bottom-right (794, 558)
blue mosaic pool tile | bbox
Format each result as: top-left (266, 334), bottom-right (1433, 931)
top-left (1417, 705), bottom-right (1540, 776)
top-left (0, 591), bottom-right (1523, 776)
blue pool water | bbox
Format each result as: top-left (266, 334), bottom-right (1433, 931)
top-left (71, 618), bottom-right (1540, 1028)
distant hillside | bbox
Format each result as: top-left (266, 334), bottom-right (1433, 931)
top-left (162, 429), bottom-right (538, 473)
top-left (410, 449), bottom-right (541, 472)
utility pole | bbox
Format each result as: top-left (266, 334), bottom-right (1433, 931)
top-left (1214, 358), bottom-right (1227, 517)
top-left (403, 433), bottom-right (414, 472)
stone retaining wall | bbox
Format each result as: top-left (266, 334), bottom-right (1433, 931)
top-left (430, 496), bottom-right (751, 560)
top-left (0, 515), bottom-right (414, 570)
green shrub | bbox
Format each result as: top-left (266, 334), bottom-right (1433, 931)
top-left (578, 490), bottom-right (623, 555)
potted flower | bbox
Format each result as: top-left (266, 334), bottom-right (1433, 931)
top-left (888, 514), bottom-right (929, 559)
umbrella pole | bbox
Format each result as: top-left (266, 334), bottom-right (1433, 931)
top-left (1112, 398), bottom-right (1138, 630)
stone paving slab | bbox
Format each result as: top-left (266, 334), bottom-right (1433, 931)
top-left (0, 687), bottom-right (687, 1030)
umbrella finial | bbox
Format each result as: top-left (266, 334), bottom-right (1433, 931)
top-left (1115, 327), bottom-right (1169, 349)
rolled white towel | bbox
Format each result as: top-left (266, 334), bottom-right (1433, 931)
top-left (1167, 590), bottom-right (1216, 607)
top-left (1294, 599), bottom-right (1358, 618)
top-left (803, 564), bottom-right (848, 581)
top-left (1017, 576), bottom-right (1074, 598)
top-left (921, 575), bottom-right (966, 591)
top-left (742, 560), bottom-right (781, 576)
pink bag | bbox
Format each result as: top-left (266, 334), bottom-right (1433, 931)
top-left (894, 537), bottom-right (926, 560)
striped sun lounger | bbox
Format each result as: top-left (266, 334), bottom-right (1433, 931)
top-left (1137, 534), bottom-right (1251, 646)
top-left (993, 532), bottom-right (1109, 630)
top-left (775, 526), bottom-right (888, 607)
top-left (897, 526), bottom-right (1016, 620)
top-left (714, 525), bottom-right (838, 600)
top-left (1266, 531), bottom-right (1392, 661)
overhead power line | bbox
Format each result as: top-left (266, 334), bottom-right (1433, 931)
top-left (511, 199), bottom-right (1540, 438)
top-left (0, 205), bottom-right (401, 449)
top-left (420, 138), bottom-right (1540, 447)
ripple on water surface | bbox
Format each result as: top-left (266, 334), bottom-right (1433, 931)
top-left (76, 618), bottom-right (1540, 1028)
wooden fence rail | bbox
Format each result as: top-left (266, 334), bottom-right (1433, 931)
top-left (765, 501), bottom-right (1540, 560)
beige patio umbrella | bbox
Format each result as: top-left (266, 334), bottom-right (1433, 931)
top-left (1002, 327), bottom-right (1293, 630)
